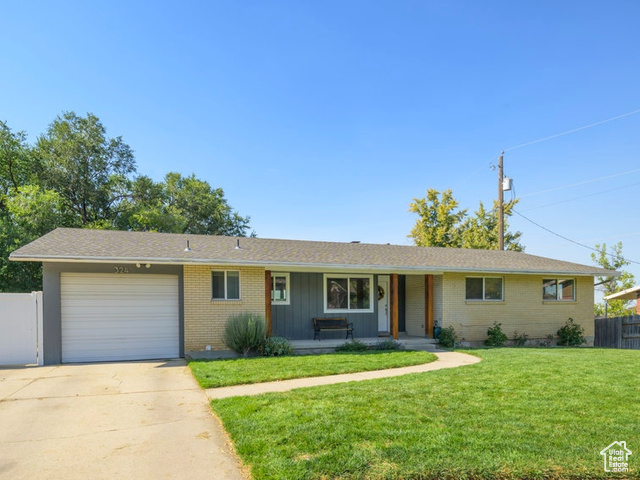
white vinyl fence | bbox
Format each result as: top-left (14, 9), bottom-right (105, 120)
top-left (0, 292), bottom-right (43, 366)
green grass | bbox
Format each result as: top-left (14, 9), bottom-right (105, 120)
top-left (189, 350), bottom-right (437, 388)
top-left (211, 348), bottom-right (640, 480)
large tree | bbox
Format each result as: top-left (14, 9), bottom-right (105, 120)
top-left (0, 113), bottom-right (253, 292)
top-left (591, 242), bottom-right (636, 317)
top-left (116, 173), bottom-right (251, 236)
top-left (36, 111), bottom-right (136, 226)
top-left (408, 188), bottom-right (523, 251)
top-left (0, 186), bottom-right (74, 291)
top-left (0, 121), bottom-right (35, 208)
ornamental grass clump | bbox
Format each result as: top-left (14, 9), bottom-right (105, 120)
top-left (222, 312), bottom-right (266, 357)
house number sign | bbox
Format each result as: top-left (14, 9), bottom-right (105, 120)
top-left (114, 266), bottom-right (129, 274)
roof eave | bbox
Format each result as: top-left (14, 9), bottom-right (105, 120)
top-left (9, 253), bottom-right (616, 277)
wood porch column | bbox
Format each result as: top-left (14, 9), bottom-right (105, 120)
top-left (265, 270), bottom-right (272, 336)
top-left (390, 274), bottom-right (399, 339)
top-left (425, 274), bottom-right (434, 338)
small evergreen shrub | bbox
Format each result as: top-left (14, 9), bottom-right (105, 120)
top-left (335, 340), bottom-right (369, 352)
top-left (438, 326), bottom-right (459, 349)
top-left (556, 318), bottom-right (586, 346)
top-left (512, 331), bottom-right (528, 347)
top-left (485, 322), bottom-right (508, 347)
top-left (222, 312), bottom-right (266, 357)
top-left (259, 336), bottom-right (294, 357)
top-left (374, 339), bottom-right (403, 351)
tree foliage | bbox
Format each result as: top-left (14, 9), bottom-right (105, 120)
top-left (0, 186), bottom-right (73, 291)
top-left (116, 173), bottom-right (251, 235)
top-left (0, 121), bottom-right (35, 204)
top-left (591, 242), bottom-right (636, 317)
top-left (408, 188), bottom-right (523, 251)
top-left (36, 111), bottom-right (136, 225)
top-left (0, 112), bottom-right (252, 292)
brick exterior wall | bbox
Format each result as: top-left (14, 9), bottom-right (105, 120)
top-left (183, 265), bottom-right (266, 352)
top-left (439, 273), bottom-right (594, 344)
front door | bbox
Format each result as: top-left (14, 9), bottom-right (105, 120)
top-left (378, 275), bottom-right (390, 333)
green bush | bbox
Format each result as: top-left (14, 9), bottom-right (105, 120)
top-left (335, 340), bottom-right (369, 352)
top-left (485, 322), bottom-right (508, 347)
top-left (259, 336), bottom-right (294, 357)
top-left (374, 339), bottom-right (403, 351)
top-left (556, 318), bottom-right (586, 346)
top-left (222, 312), bottom-right (266, 357)
top-left (438, 326), bottom-right (459, 348)
top-left (512, 331), bottom-right (528, 347)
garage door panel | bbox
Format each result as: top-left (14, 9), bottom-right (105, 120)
top-left (61, 273), bottom-right (180, 363)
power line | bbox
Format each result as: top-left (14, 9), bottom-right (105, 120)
top-left (503, 108), bottom-right (640, 152)
top-left (521, 181), bottom-right (640, 212)
top-left (519, 167), bottom-right (640, 198)
top-left (511, 209), bottom-right (640, 266)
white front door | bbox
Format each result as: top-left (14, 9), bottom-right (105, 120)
top-left (377, 275), bottom-right (390, 333)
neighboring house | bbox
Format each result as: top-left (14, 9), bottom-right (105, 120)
top-left (604, 285), bottom-right (640, 315)
top-left (10, 228), bottom-right (616, 364)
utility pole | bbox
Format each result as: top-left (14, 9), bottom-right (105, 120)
top-left (497, 151), bottom-right (504, 251)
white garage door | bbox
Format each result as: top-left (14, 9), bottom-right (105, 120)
top-left (61, 273), bottom-right (179, 363)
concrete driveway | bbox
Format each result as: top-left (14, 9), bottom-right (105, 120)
top-left (0, 359), bottom-right (247, 479)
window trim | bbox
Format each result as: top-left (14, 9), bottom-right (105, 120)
top-left (465, 276), bottom-right (504, 302)
top-left (271, 272), bottom-right (290, 305)
top-left (542, 278), bottom-right (576, 302)
top-left (211, 270), bottom-right (241, 301)
top-left (323, 274), bottom-right (374, 313)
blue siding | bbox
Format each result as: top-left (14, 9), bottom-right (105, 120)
top-left (272, 272), bottom-right (380, 340)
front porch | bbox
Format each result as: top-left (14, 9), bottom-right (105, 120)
top-left (266, 272), bottom-right (438, 341)
top-left (290, 334), bottom-right (439, 355)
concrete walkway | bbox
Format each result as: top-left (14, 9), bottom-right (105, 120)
top-left (0, 359), bottom-right (247, 480)
top-left (206, 351), bottom-right (480, 400)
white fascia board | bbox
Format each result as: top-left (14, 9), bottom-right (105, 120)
top-left (604, 285), bottom-right (640, 301)
top-left (11, 254), bottom-right (613, 277)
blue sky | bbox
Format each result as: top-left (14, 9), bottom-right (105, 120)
top-left (2, 1), bottom-right (639, 285)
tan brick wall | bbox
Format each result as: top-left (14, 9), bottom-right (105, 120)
top-left (183, 265), bottom-right (266, 352)
top-left (439, 273), bottom-right (594, 344)
top-left (405, 275), bottom-right (425, 336)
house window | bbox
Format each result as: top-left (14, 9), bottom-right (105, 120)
top-left (543, 279), bottom-right (575, 301)
top-left (324, 274), bottom-right (373, 313)
top-left (211, 270), bottom-right (240, 300)
top-left (271, 273), bottom-right (290, 305)
top-left (465, 277), bottom-right (503, 301)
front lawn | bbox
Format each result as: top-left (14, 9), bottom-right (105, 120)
top-left (189, 350), bottom-right (437, 388)
top-left (212, 348), bottom-right (640, 480)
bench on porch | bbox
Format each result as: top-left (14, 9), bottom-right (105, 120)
top-left (313, 317), bottom-right (354, 340)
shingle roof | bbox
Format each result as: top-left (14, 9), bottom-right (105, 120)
top-left (10, 228), bottom-right (616, 276)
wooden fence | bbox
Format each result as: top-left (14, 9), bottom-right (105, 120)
top-left (594, 315), bottom-right (640, 349)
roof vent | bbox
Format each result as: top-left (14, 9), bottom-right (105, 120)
top-left (235, 239), bottom-right (241, 250)
top-left (351, 241), bottom-right (361, 244)
top-left (184, 240), bottom-right (191, 252)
